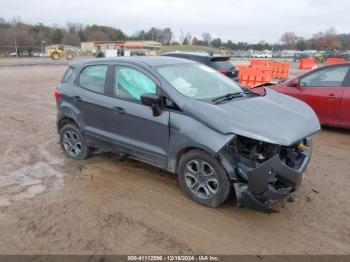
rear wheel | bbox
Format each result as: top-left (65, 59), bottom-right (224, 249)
top-left (51, 52), bottom-right (60, 60)
top-left (59, 124), bottom-right (90, 160)
top-left (178, 150), bottom-right (231, 207)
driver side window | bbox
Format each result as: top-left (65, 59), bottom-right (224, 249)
top-left (300, 66), bottom-right (349, 87)
top-left (114, 66), bottom-right (156, 101)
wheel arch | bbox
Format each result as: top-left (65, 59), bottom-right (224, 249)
top-left (57, 116), bottom-right (79, 133)
top-left (169, 145), bottom-right (218, 174)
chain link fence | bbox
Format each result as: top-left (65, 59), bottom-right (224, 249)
top-left (0, 45), bottom-right (90, 66)
top-left (0, 45), bottom-right (44, 57)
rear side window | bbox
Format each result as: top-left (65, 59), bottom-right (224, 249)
top-left (61, 67), bottom-right (74, 83)
top-left (210, 58), bottom-right (235, 71)
top-left (114, 66), bottom-right (156, 101)
top-left (78, 65), bottom-right (108, 94)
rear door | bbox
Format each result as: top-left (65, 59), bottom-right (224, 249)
top-left (72, 64), bottom-right (113, 141)
top-left (283, 65), bottom-right (349, 125)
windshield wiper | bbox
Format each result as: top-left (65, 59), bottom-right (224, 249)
top-left (211, 92), bottom-right (246, 104)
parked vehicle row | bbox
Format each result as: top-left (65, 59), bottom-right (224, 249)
top-left (250, 51), bottom-right (272, 58)
top-left (293, 51), bottom-right (350, 63)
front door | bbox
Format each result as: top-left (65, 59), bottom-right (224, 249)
top-left (106, 64), bottom-right (170, 167)
top-left (283, 65), bottom-right (349, 125)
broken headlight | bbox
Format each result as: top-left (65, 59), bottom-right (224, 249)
top-left (279, 140), bottom-right (308, 169)
top-left (230, 136), bottom-right (307, 170)
top-left (231, 136), bottom-right (280, 168)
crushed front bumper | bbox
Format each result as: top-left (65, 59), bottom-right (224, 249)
top-left (232, 139), bottom-right (312, 213)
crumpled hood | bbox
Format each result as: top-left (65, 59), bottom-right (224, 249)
top-left (181, 88), bottom-right (321, 146)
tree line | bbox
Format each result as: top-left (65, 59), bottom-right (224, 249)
top-left (280, 28), bottom-right (350, 51)
top-left (0, 17), bottom-right (349, 54)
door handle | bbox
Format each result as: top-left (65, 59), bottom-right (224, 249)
top-left (73, 96), bottom-right (82, 102)
top-left (112, 106), bottom-right (126, 114)
top-left (328, 94), bottom-right (337, 99)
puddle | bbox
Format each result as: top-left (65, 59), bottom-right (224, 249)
top-left (0, 161), bottom-right (64, 207)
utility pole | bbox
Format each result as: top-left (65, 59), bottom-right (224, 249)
top-left (41, 40), bottom-right (46, 56)
top-left (14, 38), bottom-right (19, 63)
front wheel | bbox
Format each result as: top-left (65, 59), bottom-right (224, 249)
top-left (178, 150), bottom-right (231, 207)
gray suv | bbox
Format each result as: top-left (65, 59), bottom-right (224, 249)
top-left (55, 56), bottom-right (320, 213)
top-left (162, 52), bottom-right (239, 81)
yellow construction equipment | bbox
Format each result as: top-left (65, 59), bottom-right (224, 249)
top-left (47, 45), bottom-right (73, 60)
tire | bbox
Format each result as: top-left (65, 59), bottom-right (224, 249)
top-left (59, 124), bottom-right (90, 160)
top-left (51, 52), bottom-right (60, 60)
top-left (178, 150), bottom-right (231, 207)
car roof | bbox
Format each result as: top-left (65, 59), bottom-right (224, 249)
top-left (163, 51), bottom-right (211, 57)
top-left (284, 61), bottom-right (350, 83)
top-left (162, 52), bottom-right (229, 60)
top-left (162, 51), bottom-right (230, 62)
top-left (70, 56), bottom-right (195, 68)
top-left (314, 61), bottom-right (350, 70)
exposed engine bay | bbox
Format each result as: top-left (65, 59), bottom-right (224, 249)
top-left (219, 135), bottom-right (312, 213)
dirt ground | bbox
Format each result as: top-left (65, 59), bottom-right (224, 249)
top-left (0, 62), bottom-right (349, 255)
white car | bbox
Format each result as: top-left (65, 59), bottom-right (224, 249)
top-left (251, 52), bottom-right (272, 58)
top-left (32, 52), bottom-right (44, 57)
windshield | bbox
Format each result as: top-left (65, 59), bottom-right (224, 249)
top-left (157, 63), bottom-right (243, 100)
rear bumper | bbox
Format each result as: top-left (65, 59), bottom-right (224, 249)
top-left (233, 139), bottom-right (312, 213)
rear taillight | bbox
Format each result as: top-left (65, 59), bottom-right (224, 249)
top-left (54, 89), bottom-right (61, 101)
top-left (218, 69), bottom-right (227, 75)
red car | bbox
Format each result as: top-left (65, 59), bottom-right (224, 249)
top-left (271, 62), bottom-right (350, 128)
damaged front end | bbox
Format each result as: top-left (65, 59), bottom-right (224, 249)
top-left (219, 136), bottom-right (313, 213)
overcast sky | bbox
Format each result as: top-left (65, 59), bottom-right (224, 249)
top-left (0, 0), bottom-right (349, 43)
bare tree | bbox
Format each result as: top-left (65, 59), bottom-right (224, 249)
top-left (161, 28), bottom-right (172, 45)
top-left (280, 32), bottom-right (298, 49)
top-left (66, 22), bottom-right (85, 34)
top-left (310, 28), bottom-right (341, 50)
top-left (7, 21), bottom-right (36, 55)
top-left (185, 33), bottom-right (192, 45)
top-left (87, 31), bottom-right (111, 41)
top-left (192, 37), bottom-right (199, 45)
top-left (202, 32), bottom-right (212, 46)
top-left (61, 32), bottom-right (80, 46)
top-left (178, 30), bottom-right (185, 45)
top-left (323, 27), bottom-right (341, 50)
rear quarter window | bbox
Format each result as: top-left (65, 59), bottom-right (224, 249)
top-left (61, 67), bottom-right (75, 83)
top-left (78, 65), bottom-right (108, 94)
top-left (210, 59), bottom-right (235, 71)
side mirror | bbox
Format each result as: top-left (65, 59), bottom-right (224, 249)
top-left (141, 93), bottom-right (162, 117)
top-left (289, 78), bottom-right (300, 87)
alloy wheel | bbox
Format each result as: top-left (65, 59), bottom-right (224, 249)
top-left (62, 129), bottom-right (82, 157)
top-left (184, 159), bottom-right (219, 200)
